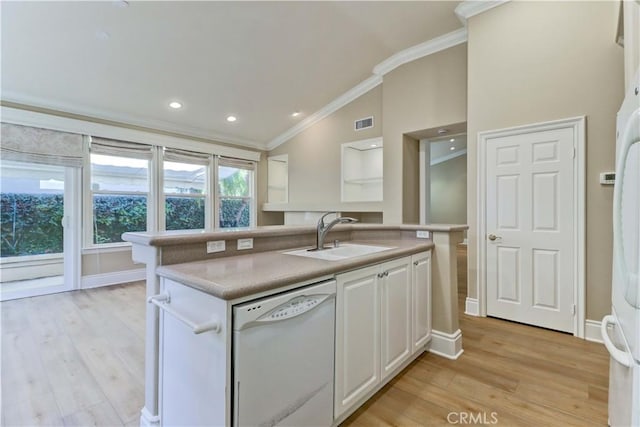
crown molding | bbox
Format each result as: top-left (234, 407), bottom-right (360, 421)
top-left (372, 27), bottom-right (467, 76)
top-left (0, 91), bottom-right (265, 151)
top-left (266, 74), bottom-right (383, 151)
top-left (454, 0), bottom-right (511, 25)
top-left (268, 27), bottom-right (468, 151)
top-left (0, 106), bottom-right (262, 162)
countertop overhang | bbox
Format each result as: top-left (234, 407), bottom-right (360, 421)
top-left (156, 239), bottom-right (434, 300)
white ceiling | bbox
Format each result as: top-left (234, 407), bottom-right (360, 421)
top-left (1, 1), bottom-right (464, 150)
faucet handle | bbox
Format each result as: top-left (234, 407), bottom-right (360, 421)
top-left (318, 211), bottom-right (338, 226)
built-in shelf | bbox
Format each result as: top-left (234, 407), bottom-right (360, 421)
top-left (267, 155), bottom-right (288, 203)
top-left (341, 137), bottom-right (383, 202)
top-left (343, 177), bottom-right (383, 185)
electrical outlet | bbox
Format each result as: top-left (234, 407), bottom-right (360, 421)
top-left (207, 240), bottom-right (226, 253)
top-left (237, 238), bottom-right (254, 250)
top-left (416, 230), bottom-right (430, 239)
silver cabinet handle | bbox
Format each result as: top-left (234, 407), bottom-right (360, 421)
top-left (148, 293), bottom-right (221, 334)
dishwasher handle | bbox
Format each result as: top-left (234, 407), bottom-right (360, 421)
top-left (148, 293), bottom-right (221, 334)
top-left (601, 315), bottom-right (632, 368)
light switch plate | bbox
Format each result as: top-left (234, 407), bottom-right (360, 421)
top-left (207, 240), bottom-right (226, 253)
top-left (237, 238), bottom-right (254, 250)
top-left (416, 230), bottom-right (430, 239)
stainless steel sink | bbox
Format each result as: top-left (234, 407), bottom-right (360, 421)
top-left (283, 243), bottom-right (395, 261)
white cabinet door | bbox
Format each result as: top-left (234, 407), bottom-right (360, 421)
top-left (411, 251), bottom-right (432, 353)
top-left (159, 279), bottom-right (229, 427)
top-left (380, 257), bottom-right (412, 380)
top-left (334, 264), bottom-right (380, 418)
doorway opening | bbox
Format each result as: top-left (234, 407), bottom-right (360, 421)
top-left (423, 133), bottom-right (467, 225)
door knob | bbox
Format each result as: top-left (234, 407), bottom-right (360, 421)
top-left (488, 234), bottom-right (500, 241)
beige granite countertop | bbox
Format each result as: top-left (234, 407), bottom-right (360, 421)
top-left (155, 238), bottom-right (434, 300)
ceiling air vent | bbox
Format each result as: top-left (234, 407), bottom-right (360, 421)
top-left (354, 116), bottom-right (374, 131)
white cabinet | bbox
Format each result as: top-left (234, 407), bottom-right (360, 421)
top-left (334, 252), bottom-right (430, 419)
top-left (157, 250), bottom-right (430, 426)
top-left (380, 257), bottom-right (412, 381)
top-left (411, 251), bottom-right (432, 353)
top-left (334, 264), bottom-right (380, 416)
top-left (158, 279), bottom-right (229, 427)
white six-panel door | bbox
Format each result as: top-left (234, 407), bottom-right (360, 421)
top-left (486, 127), bottom-right (575, 333)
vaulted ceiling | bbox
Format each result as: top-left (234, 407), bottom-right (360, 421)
top-left (1, 1), bottom-right (464, 150)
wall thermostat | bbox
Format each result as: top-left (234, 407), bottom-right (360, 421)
top-left (599, 172), bottom-right (615, 185)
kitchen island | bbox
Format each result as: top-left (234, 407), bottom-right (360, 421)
top-left (124, 223), bottom-right (466, 426)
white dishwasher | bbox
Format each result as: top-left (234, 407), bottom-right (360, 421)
top-left (232, 279), bottom-right (336, 427)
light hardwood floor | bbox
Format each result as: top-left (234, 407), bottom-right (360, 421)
top-left (1, 246), bottom-right (609, 426)
top-left (343, 245), bottom-right (609, 426)
top-left (1, 283), bottom-right (146, 426)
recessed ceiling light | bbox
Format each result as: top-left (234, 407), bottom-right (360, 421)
top-left (291, 111), bottom-right (301, 117)
top-left (113, 1), bottom-right (129, 7)
top-left (449, 138), bottom-right (455, 142)
top-left (168, 101), bottom-right (183, 109)
top-left (370, 144), bottom-right (378, 148)
top-left (450, 146), bottom-right (456, 151)
top-left (226, 115), bottom-right (237, 122)
top-left (437, 128), bottom-right (449, 135)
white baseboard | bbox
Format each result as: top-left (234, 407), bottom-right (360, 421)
top-left (429, 329), bottom-right (464, 360)
top-left (81, 268), bottom-right (145, 289)
top-left (585, 319), bottom-right (603, 343)
top-left (465, 297), bottom-right (480, 316)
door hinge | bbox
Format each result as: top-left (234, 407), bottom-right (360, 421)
top-left (573, 147), bottom-right (576, 159)
top-left (572, 304), bottom-right (576, 316)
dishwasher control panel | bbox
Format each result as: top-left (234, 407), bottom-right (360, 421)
top-left (233, 279), bottom-right (337, 330)
top-left (260, 295), bottom-right (322, 321)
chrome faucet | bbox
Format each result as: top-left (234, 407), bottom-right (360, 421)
top-left (311, 212), bottom-right (358, 251)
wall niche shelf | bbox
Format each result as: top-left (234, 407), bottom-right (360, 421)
top-left (267, 154), bottom-right (288, 203)
top-left (341, 137), bottom-right (383, 202)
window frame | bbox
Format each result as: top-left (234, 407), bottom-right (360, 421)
top-left (84, 143), bottom-right (152, 249)
top-left (215, 157), bottom-right (257, 229)
top-left (83, 142), bottom-right (258, 248)
top-left (159, 149), bottom-right (213, 231)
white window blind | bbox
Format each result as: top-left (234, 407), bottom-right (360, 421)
top-left (219, 156), bottom-right (256, 170)
top-left (164, 148), bottom-right (211, 166)
top-left (0, 123), bottom-right (84, 167)
top-left (90, 137), bottom-right (153, 160)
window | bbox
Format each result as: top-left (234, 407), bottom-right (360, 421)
top-left (89, 139), bottom-right (152, 245)
top-left (87, 139), bottom-right (256, 243)
top-left (163, 149), bottom-right (210, 231)
top-left (218, 158), bottom-right (255, 228)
